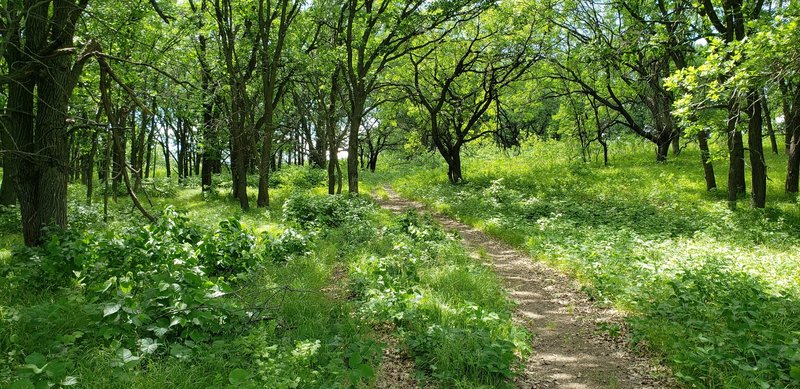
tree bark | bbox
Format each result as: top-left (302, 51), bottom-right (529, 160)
top-left (747, 90), bottom-right (766, 208)
top-left (698, 130), bottom-right (717, 191)
top-left (656, 139), bottom-right (670, 162)
top-left (346, 96), bottom-right (364, 194)
top-left (727, 101), bottom-right (746, 204)
top-left (762, 92), bottom-right (778, 155)
top-left (84, 129), bottom-right (100, 204)
top-left (784, 84), bottom-right (800, 193)
top-left (447, 148), bottom-right (463, 184)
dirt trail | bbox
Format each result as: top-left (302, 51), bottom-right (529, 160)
top-left (376, 187), bottom-right (671, 389)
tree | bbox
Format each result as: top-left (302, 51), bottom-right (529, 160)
top-left (212, 0), bottom-right (261, 210)
top-left (404, 6), bottom-right (541, 183)
top-left (339, 0), bottom-right (489, 193)
top-left (552, 0), bottom-right (696, 163)
top-left (2, 0), bottom-right (94, 245)
top-left (670, 0), bottom-right (775, 207)
top-left (256, 0), bottom-right (301, 207)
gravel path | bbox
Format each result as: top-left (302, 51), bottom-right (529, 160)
top-left (375, 187), bottom-right (672, 389)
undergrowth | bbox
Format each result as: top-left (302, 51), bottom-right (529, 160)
top-left (367, 139), bottom-right (800, 388)
top-left (1, 176), bottom-right (529, 387)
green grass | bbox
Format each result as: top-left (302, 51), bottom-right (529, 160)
top-left (0, 169), bottom-right (528, 387)
top-left (363, 137), bottom-right (800, 388)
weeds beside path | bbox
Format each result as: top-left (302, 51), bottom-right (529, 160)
top-left (377, 187), bottom-right (672, 389)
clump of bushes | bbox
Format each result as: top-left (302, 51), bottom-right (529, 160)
top-left (269, 165), bottom-right (326, 189)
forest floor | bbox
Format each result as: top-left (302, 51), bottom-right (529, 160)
top-left (376, 186), bottom-right (672, 389)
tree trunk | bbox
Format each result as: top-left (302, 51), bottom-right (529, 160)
top-left (447, 147), bottom-right (463, 184)
top-left (368, 153), bottom-right (378, 172)
top-left (327, 68), bottom-right (340, 195)
top-left (727, 101), bottom-right (746, 204)
top-left (671, 132), bottom-right (681, 156)
top-left (162, 125), bottom-right (172, 178)
top-left (346, 97), bottom-right (364, 194)
top-left (656, 139), bottom-right (670, 162)
top-left (785, 91), bottom-right (800, 193)
top-left (747, 91), bottom-right (766, 208)
top-left (698, 130), bottom-right (717, 191)
top-left (762, 92), bottom-right (779, 154)
top-left (144, 122), bottom-right (154, 179)
top-left (257, 105), bottom-right (274, 208)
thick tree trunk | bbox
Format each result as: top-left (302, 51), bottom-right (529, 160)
top-left (698, 130), bottom-right (717, 191)
top-left (656, 139), bottom-right (670, 162)
top-left (446, 147), bottom-right (463, 184)
top-left (727, 102), bottom-right (746, 204)
top-left (347, 96), bottom-right (365, 194)
top-left (747, 91), bottom-right (766, 208)
top-left (16, 58), bottom-right (74, 245)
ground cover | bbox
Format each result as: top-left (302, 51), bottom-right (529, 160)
top-left (0, 168), bottom-right (527, 388)
top-left (366, 140), bottom-right (800, 388)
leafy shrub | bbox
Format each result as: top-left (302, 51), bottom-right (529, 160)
top-left (198, 218), bottom-right (258, 276)
top-left (282, 193), bottom-right (376, 230)
top-left (394, 211), bottom-right (447, 242)
top-left (405, 303), bottom-right (524, 384)
top-left (2, 207), bottom-right (256, 360)
top-left (263, 228), bottom-right (312, 263)
top-left (632, 262), bottom-right (800, 388)
top-left (269, 165), bottom-right (326, 189)
top-left (66, 202), bottom-right (104, 231)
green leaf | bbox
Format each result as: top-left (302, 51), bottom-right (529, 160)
top-left (228, 368), bottom-right (251, 385)
top-left (9, 379), bottom-right (35, 389)
top-left (113, 348), bottom-right (141, 368)
top-left (356, 364), bottom-right (374, 379)
top-left (170, 343), bottom-right (192, 359)
top-left (103, 303), bottom-right (121, 317)
top-left (24, 353), bottom-right (47, 369)
top-left (61, 376), bottom-right (79, 386)
top-left (138, 338), bottom-right (160, 354)
top-left (790, 365), bottom-right (800, 381)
